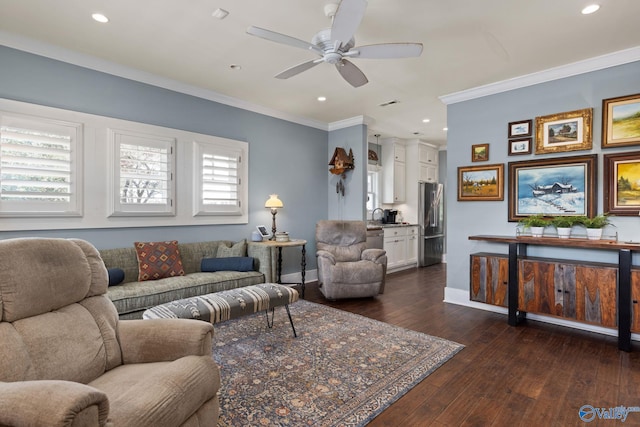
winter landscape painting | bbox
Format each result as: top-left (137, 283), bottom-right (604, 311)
top-left (508, 155), bottom-right (596, 221)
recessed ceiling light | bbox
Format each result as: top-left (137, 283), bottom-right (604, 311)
top-left (443, 127), bottom-right (448, 132)
top-left (317, 96), bottom-right (327, 102)
top-left (422, 118), bottom-right (430, 123)
top-left (581, 4), bottom-right (600, 14)
top-left (212, 8), bottom-right (229, 20)
top-left (91, 13), bottom-right (109, 23)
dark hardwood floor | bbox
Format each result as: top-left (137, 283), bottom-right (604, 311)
top-left (305, 264), bottom-right (640, 427)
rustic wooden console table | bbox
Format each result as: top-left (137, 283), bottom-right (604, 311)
top-left (469, 235), bottom-right (640, 351)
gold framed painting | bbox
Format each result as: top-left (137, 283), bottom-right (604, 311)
top-left (457, 163), bottom-right (504, 201)
top-left (535, 108), bottom-right (592, 154)
top-left (603, 151), bottom-right (640, 216)
top-left (602, 93), bottom-right (640, 148)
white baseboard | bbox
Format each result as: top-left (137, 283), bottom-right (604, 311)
top-left (280, 269), bottom-right (318, 285)
top-left (444, 287), bottom-right (640, 342)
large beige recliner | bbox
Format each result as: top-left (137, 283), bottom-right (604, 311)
top-left (0, 238), bottom-right (220, 427)
top-left (315, 220), bottom-right (387, 300)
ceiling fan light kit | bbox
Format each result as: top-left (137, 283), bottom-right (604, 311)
top-left (247, 0), bottom-right (422, 88)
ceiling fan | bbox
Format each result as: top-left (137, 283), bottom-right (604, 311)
top-left (246, 0), bottom-right (423, 88)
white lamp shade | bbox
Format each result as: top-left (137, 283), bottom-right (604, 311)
top-left (265, 194), bottom-right (283, 209)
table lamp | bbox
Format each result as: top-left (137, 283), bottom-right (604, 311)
top-left (265, 194), bottom-right (283, 240)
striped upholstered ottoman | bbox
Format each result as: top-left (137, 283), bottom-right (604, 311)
top-left (142, 283), bottom-right (299, 337)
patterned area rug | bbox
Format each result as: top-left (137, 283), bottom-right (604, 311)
top-left (213, 300), bottom-right (463, 426)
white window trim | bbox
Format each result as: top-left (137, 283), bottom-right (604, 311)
top-left (192, 138), bottom-right (247, 217)
top-left (108, 128), bottom-right (176, 217)
top-left (0, 110), bottom-right (83, 218)
top-left (0, 98), bottom-right (249, 231)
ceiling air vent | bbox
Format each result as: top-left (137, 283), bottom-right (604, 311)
top-left (379, 100), bottom-right (399, 107)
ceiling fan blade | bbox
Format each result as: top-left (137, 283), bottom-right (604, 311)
top-left (275, 59), bottom-right (321, 79)
top-left (331, 0), bottom-right (368, 46)
top-left (348, 43), bottom-right (424, 59)
top-left (247, 26), bottom-right (323, 55)
top-left (336, 59), bottom-right (368, 88)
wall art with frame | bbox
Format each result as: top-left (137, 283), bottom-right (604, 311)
top-left (508, 138), bottom-right (532, 156)
top-left (602, 93), bottom-right (640, 148)
top-left (603, 151), bottom-right (640, 216)
top-left (508, 119), bottom-right (532, 138)
top-left (472, 143), bottom-right (489, 162)
top-left (507, 154), bottom-right (596, 221)
top-left (457, 163), bottom-right (504, 201)
top-left (535, 108), bottom-right (592, 154)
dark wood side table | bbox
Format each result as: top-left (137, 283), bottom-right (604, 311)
top-left (469, 234), bottom-right (640, 351)
top-left (255, 239), bottom-right (307, 298)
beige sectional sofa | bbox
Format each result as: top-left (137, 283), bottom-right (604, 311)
top-left (100, 240), bottom-right (273, 319)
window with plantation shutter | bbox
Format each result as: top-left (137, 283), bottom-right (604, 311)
top-left (193, 139), bottom-right (246, 216)
top-left (0, 113), bottom-right (82, 217)
top-left (110, 129), bottom-right (176, 216)
top-left (0, 99), bottom-right (249, 229)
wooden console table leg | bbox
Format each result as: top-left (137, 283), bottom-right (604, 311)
top-left (618, 249), bottom-right (632, 352)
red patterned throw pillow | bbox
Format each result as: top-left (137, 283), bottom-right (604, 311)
top-left (134, 241), bottom-right (185, 281)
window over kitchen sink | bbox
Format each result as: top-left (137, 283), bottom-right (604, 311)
top-left (366, 169), bottom-right (380, 213)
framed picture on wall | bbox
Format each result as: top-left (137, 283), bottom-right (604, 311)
top-left (508, 138), bottom-right (532, 156)
top-left (471, 143), bottom-right (489, 162)
top-left (602, 93), bottom-right (640, 148)
top-left (535, 108), bottom-right (592, 154)
top-left (457, 163), bottom-right (504, 201)
top-left (508, 119), bottom-right (532, 138)
top-left (507, 154), bottom-right (596, 221)
top-left (603, 151), bottom-right (640, 216)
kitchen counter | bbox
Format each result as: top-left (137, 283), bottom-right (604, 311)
top-left (366, 222), bottom-right (418, 230)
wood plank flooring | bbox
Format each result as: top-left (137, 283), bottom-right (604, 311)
top-left (304, 264), bottom-right (640, 427)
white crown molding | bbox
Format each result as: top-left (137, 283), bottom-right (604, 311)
top-left (439, 45), bottom-right (640, 105)
top-left (0, 31), bottom-right (329, 131)
top-left (328, 115), bottom-right (374, 132)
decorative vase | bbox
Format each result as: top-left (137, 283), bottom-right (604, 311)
top-left (530, 226), bottom-right (545, 238)
top-left (586, 228), bottom-right (603, 240)
top-left (557, 227), bottom-right (572, 239)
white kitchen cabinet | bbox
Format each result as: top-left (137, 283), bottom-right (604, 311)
top-left (384, 234), bottom-right (406, 270)
top-left (406, 226), bottom-right (419, 265)
top-left (383, 226), bottom-right (419, 271)
top-left (418, 143), bottom-right (438, 183)
top-left (400, 139), bottom-right (440, 225)
top-left (393, 144), bottom-right (406, 162)
top-left (381, 139), bottom-right (406, 203)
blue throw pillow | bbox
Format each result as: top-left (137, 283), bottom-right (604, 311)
top-left (107, 268), bottom-right (125, 286)
top-left (201, 257), bottom-right (255, 272)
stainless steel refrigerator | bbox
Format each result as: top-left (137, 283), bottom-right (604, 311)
top-left (418, 181), bottom-right (444, 266)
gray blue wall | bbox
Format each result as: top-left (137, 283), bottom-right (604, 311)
top-left (0, 46), bottom-right (336, 272)
top-left (328, 125), bottom-right (368, 221)
top-left (446, 60), bottom-right (640, 292)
